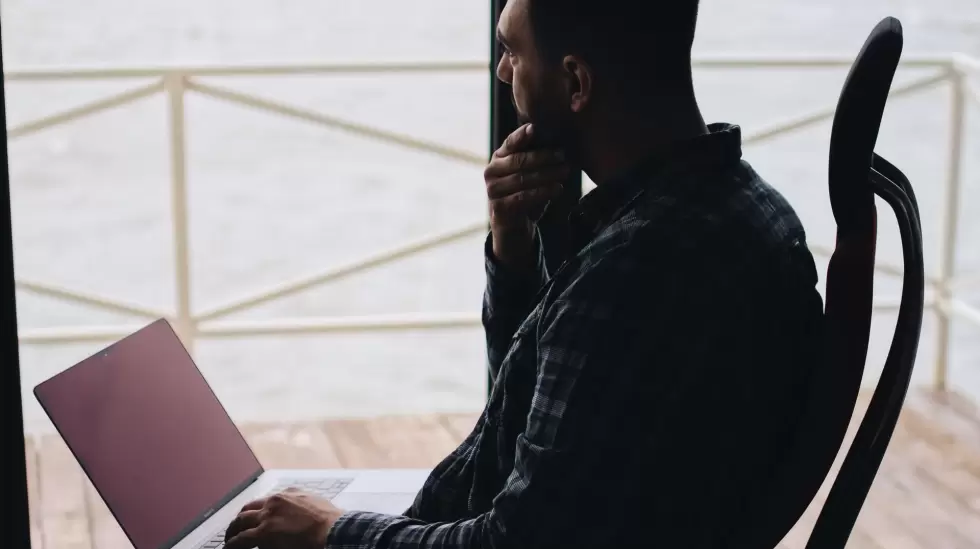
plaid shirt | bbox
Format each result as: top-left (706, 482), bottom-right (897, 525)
top-left (326, 124), bottom-right (825, 548)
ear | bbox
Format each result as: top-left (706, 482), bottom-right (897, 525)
top-left (562, 55), bottom-right (594, 113)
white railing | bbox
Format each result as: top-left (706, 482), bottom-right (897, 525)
top-left (6, 54), bottom-right (980, 391)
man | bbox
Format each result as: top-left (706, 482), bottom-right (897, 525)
top-left (224, 0), bottom-right (826, 547)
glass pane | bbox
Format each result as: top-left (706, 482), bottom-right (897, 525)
top-left (4, 1), bottom-right (979, 547)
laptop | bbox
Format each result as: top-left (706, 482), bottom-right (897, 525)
top-left (33, 318), bottom-right (431, 549)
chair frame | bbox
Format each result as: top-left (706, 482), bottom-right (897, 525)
top-left (806, 153), bottom-right (925, 548)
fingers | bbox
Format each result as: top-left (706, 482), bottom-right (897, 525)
top-left (240, 498), bottom-right (267, 513)
top-left (494, 123), bottom-right (534, 158)
top-left (489, 184), bottom-right (563, 219)
top-left (225, 509), bottom-right (264, 543)
top-left (224, 525), bottom-right (264, 549)
top-left (484, 149), bottom-right (565, 179)
top-left (486, 124), bottom-right (571, 242)
top-left (224, 497), bottom-right (266, 541)
top-left (486, 165), bottom-right (569, 199)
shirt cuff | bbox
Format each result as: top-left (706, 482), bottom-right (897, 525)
top-left (326, 510), bottom-right (408, 549)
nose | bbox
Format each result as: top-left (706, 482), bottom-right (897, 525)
top-left (496, 54), bottom-right (513, 85)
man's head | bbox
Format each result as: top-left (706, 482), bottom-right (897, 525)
top-left (496, 0), bottom-right (701, 155)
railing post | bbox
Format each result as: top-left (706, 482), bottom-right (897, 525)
top-left (165, 73), bottom-right (196, 353)
top-left (934, 63), bottom-right (967, 392)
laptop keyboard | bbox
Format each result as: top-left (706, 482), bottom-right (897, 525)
top-left (196, 477), bottom-right (353, 548)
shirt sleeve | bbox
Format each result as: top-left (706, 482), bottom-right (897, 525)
top-left (398, 227), bottom-right (551, 525)
top-left (481, 227), bottom-right (550, 383)
top-left (325, 236), bottom-right (671, 549)
top-left (325, 230), bottom-right (823, 549)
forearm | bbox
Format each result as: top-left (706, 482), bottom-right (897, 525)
top-left (327, 242), bottom-right (658, 549)
top-left (481, 228), bottom-right (549, 380)
top-left (326, 510), bottom-right (489, 549)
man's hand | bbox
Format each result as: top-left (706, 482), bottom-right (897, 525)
top-left (224, 488), bottom-right (345, 549)
top-left (485, 123), bottom-right (570, 269)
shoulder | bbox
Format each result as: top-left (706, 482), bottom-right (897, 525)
top-left (581, 161), bottom-right (819, 291)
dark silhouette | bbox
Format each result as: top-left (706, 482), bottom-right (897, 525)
top-left (226, 1), bottom-right (830, 548)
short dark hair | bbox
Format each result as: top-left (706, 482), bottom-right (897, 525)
top-left (526, 0), bottom-right (700, 93)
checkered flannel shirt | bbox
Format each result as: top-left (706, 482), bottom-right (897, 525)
top-left (326, 123), bottom-right (826, 548)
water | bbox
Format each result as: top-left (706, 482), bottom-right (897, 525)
top-left (3, 0), bottom-right (979, 435)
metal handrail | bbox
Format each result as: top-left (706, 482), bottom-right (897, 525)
top-left (6, 54), bottom-right (979, 390)
top-left (1, 53), bottom-right (964, 81)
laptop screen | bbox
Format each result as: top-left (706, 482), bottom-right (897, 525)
top-left (33, 319), bottom-right (263, 549)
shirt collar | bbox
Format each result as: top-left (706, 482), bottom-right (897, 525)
top-left (567, 123), bottom-right (744, 251)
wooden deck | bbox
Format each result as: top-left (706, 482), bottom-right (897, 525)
top-left (24, 389), bottom-right (980, 549)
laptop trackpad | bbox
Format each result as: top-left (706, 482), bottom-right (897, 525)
top-left (332, 492), bottom-right (417, 515)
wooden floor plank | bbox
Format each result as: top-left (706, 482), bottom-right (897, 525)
top-left (25, 436), bottom-right (45, 549)
top-left (871, 460), bottom-right (961, 549)
top-left (918, 390), bottom-right (980, 448)
top-left (439, 413), bottom-right (481, 441)
top-left (845, 529), bottom-right (887, 549)
top-left (365, 414), bottom-right (463, 467)
top-left (320, 418), bottom-right (382, 468)
top-left (26, 389), bottom-right (980, 549)
top-left (323, 414), bottom-right (462, 468)
top-left (907, 391), bottom-right (980, 475)
top-left (857, 402), bottom-right (968, 549)
top-left (241, 422), bottom-right (343, 469)
top-left (903, 442), bottom-right (980, 536)
top-left (902, 435), bottom-right (980, 509)
top-left (37, 434), bottom-right (92, 549)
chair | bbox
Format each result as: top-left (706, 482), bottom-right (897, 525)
top-left (731, 17), bottom-right (926, 549)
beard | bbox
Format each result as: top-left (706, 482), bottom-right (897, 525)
top-left (514, 99), bottom-right (576, 155)
top-left (512, 95), bottom-right (579, 223)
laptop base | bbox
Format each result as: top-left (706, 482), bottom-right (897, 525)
top-left (172, 468), bottom-right (429, 549)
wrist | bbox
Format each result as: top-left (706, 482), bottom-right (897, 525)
top-left (491, 225), bottom-right (537, 271)
top-left (317, 508), bottom-right (346, 548)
